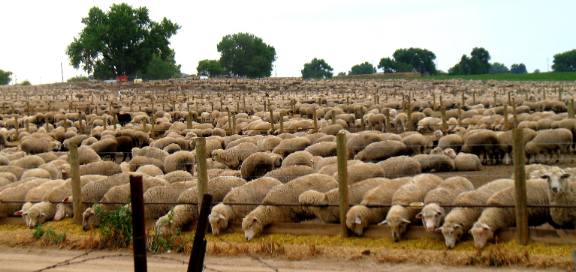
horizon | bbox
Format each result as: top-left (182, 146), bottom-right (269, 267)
top-left (1, 0), bottom-right (575, 84)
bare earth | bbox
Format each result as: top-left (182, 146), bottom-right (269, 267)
top-left (0, 246), bottom-right (560, 272)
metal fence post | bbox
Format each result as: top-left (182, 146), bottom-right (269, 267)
top-left (130, 175), bottom-right (147, 272)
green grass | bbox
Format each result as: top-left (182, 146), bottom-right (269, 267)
top-left (424, 72), bottom-right (576, 81)
top-left (334, 72), bottom-right (576, 81)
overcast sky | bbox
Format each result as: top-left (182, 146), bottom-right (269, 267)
top-left (1, 0), bottom-right (575, 84)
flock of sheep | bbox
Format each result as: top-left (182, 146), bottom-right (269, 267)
top-left (0, 78), bottom-right (575, 250)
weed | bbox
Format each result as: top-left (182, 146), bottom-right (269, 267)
top-left (32, 224), bottom-right (44, 240)
top-left (31, 224), bottom-right (66, 246)
top-left (98, 205), bottom-right (132, 248)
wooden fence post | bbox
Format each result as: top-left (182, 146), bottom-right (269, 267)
top-left (336, 132), bottom-right (349, 237)
top-left (187, 111), bottom-right (193, 129)
top-left (187, 194), bottom-right (212, 272)
top-left (279, 113), bottom-right (284, 134)
top-left (569, 99), bottom-right (575, 119)
top-left (503, 104), bottom-right (510, 130)
top-left (69, 144), bottom-right (82, 225)
top-left (129, 175), bottom-right (147, 272)
top-left (195, 137), bottom-right (208, 212)
top-left (269, 106), bottom-right (275, 132)
top-left (313, 110), bottom-right (318, 132)
top-left (513, 128), bottom-right (529, 245)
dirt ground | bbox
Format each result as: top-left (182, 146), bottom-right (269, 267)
top-left (0, 246), bottom-right (561, 272)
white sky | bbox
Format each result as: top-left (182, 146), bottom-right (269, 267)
top-left (1, 0), bottom-right (575, 84)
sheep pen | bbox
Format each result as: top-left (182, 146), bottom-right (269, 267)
top-left (0, 78), bottom-right (575, 270)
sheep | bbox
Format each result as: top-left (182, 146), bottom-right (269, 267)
top-left (377, 156), bottom-right (422, 179)
top-left (318, 160), bottom-right (362, 176)
top-left (339, 162), bottom-right (386, 184)
top-left (264, 165), bottom-right (315, 183)
top-left (454, 152), bottom-right (482, 171)
top-left (21, 168), bottom-right (52, 180)
top-left (240, 152), bottom-right (282, 181)
top-left (0, 166), bottom-right (25, 180)
top-left (439, 178), bottom-right (514, 249)
top-left (212, 142), bottom-right (258, 169)
top-left (417, 176), bottom-right (474, 232)
top-left (345, 177), bottom-right (412, 236)
top-left (0, 178), bottom-right (47, 218)
top-left (163, 170), bottom-right (194, 183)
top-left (137, 165), bottom-right (164, 176)
top-left (22, 201), bottom-right (56, 228)
top-left (437, 134), bottom-right (464, 153)
top-left (132, 146), bottom-right (169, 162)
top-left (354, 140), bottom-right (408, 162)
top-left (82, 177), bottom-right (169, 230)
top-left (471, 179), bottom-right (551, 249)
top-left (299, 177), bottom-right (388, 223)
top-left (380, 174), bottom-right (443, 242)
top-left (24, 179), bottom-right (66, 203)
top-left (155, 176), bottom-right (246, 236)
top-left (256, 136), bottom-right (282, 152)
top-left (539, 166), bottom-right (576, 228)
top-left (402, 133), bottom-right (431, 155)
top-left (525, 128), bottom-right (573, 164)
top-left (77, 146), bottom-right (101, 165)
top-left (461, 129), bottom-right (499, 165)
top-left (305, 141), bottom-right (337, 157)
top-left (9, 155), bottom-right (45, 169)
top-left (19, 135), bottom-right (60, 154)
top-left (413, 154), bottom-right (455, 172)
top-left (90, 137), bottom-right (118, 161)
top-left (281, 151), bottom-right (314, 168)
top-left (272, 137), bottom-right (311, 157)
top-left (129, 156), bottom-right (165, 172)
top-left (242, 173), bottom-right (338, 240)
top-left (79, 160), bottom-right (122, 176)
top-left (209, 177), bottom-right (283, 235)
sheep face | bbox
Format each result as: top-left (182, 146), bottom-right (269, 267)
top-left (24, 209), bottom-right (49, 229)
top-left (470, 222), bottom-right (493, 249)
top-left (242, 214), bottom-right (264, 241)
top-left (439, 222), bottom-right (464, 249)
top-left (380, 205), bottom-right (410, 242)
top-left (208, 212), bottom-right (229, 236)
top-left (155, 212), bottom-right (176, 237)
top-left (82, 207), bottom-right (100, 231)
top-left (345, 205), bottom-right (370, 236)
top-left (541, 170), bottom-right (570, 194)
top-left (54, 203), bottom-right (72, 221)
top-left (417, 203), bottom-right (445, 232)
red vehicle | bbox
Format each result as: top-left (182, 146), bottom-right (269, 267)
top-left (116, 75), bottom-right (129, 82)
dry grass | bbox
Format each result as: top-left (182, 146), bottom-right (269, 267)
top-left (0, 220), bottom-right (573, 270)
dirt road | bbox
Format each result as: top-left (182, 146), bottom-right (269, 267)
top-left (0, 246), bottom-right (559, 272)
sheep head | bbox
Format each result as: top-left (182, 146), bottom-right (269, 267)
top-left (417, 203), bottom-right (445, 232)
top-left (541, 167), bottom-right (571, 194)
top-left (439, 222), bottom-right (465, 249)
top-left (470, 222), bottom-right (494, 249)
top-left (379, 205), bottom-right (410, 242)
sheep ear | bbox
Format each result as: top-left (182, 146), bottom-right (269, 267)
top-left (435, 226), bottom-right (443, 232)
top-left (455, 223), bottom-right (463, 229)
top-left (354, 216), bottom-right (362, 225)
top-left (14, 210), bottom-right (23, 216)
top-left (541, 175), bottom-right (550, 180)
top-left (415, 212), bottom-right (422, 219)
top-left (401, 218), bottom-right (411, 224)
top-left (40, 212), bottom-right (47, 218)
top-left (252, 217), bottom-right (260, 224)
top-left (378, 220), bottom-right (387, 226)
top-left (219, 214), bottom-right (226, 220)
top-left (561, 173), bottom-right (570, 180)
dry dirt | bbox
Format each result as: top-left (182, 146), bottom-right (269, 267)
top-left (0, 246), bottom-right (561, 272)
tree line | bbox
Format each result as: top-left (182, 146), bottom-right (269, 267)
top-left (2, 3), bottom-right (576, 84)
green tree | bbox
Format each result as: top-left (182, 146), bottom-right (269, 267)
top-left (469, 47), bottom-right (491, 74)
top-left (0, 69), bottom-right (12, 85)
top-left (66, 3), bottom-right (180, 79)
top-left (217, 32), bottom-right (276, 78)
top-left (552, 49), bottom-right (576, 72)
top-left (510, 63), bottom-right (527, 74)
top-left (392, 48), bottom-right (436, 74)
top-left (378, 57), bottom-right (398, 73)
top-left (378, 48), bottom-right (436, 74)
top-left (67, 76), bottom-right (89, 83)
top-left (349, 62), bottom-right (376, 75)
top-left (20, 80), bottom-right (31, 86)
top-left (301, 58), bottom-right (333, 79)
top-left (197, 59), bottom-right (225, 76)
top-left (337, 72), bottom-right (346, 77)
top-left (142, 53), bottom-right (181, 80)
top-left (449, 48), bottom-right (491, 75)
top-left (490, 62), bottom-right (509, 74)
